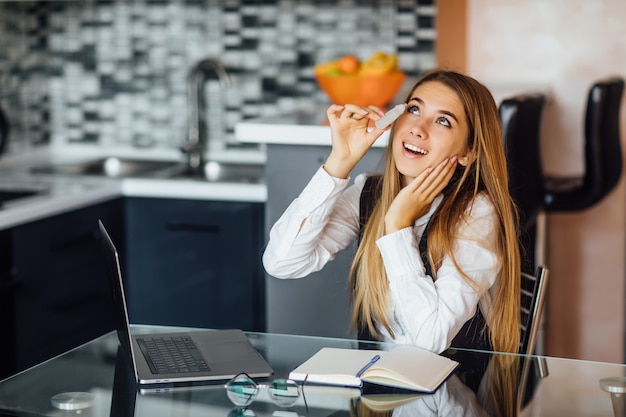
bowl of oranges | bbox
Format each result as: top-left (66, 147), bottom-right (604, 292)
top-left (314, 52), bottom-right (406, 108)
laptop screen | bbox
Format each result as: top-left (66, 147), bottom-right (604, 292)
top-left (98, 220), bottom-right (141, 379)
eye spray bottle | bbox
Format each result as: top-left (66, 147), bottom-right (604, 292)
top-left (375, 103), bottom-right (407, 129)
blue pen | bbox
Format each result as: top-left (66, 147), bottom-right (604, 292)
top-left (355, 354), bottom-right (381, 377)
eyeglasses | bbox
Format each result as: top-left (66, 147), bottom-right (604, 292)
top-left (225, 373), bottom-right (301, 411)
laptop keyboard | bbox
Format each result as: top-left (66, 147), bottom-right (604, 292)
top-left (137, 335), bottom-right (211, 375)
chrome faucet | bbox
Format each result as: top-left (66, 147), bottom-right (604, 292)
top-left (182, 58), bottom-right (231, 174)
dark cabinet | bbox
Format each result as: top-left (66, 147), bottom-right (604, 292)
top-left (0, 229), bottom-right (17, 379)
top-left (124, 197), bottom-right (265, 332)
top-left (0, 194), bottom-right (265, 381)
top-left (0, 199), bottom-right (124, 378)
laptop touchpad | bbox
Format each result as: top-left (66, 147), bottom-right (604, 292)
top-left (205, 342), bottom-right (260, 363)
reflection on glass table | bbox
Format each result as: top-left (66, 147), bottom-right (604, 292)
top-left (0, 326), bottom-right (624, 417)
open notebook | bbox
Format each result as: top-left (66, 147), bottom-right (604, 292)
top-left (289, 345), bottom-right (458, 393)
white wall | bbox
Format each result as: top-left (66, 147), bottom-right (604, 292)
top-left (467, 0), bottom-right (626, 362)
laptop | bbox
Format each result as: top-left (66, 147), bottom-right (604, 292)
top-left (98, 219), bottom-right (274, 385)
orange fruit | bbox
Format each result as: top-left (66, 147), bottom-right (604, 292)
top-left (337, 55), bottom-right (360, 74)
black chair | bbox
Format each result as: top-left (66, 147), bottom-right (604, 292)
top-left (499, 94), bottom-right (547, 273)
top-left (519, 265), bottom-right (549, 356)
top-left (443, 266), bottom-right (550, 411)
top-left (518, 265), bottom-right (550, 411)
top-left (500, 94), bottom-right (547, 232)
top-left (544, 77), bottom-right (624, 212)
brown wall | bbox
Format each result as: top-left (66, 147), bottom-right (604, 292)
top-left (436, 0), bottom-right (467, 72)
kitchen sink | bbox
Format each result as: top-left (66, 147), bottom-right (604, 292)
top-left (0, 189), bottom-right (39, 204)
top-left (160, 161), bottom-right (265, 184)
top-left (31, 157), bottom-right (182, 178)
top-left (31, 157), bottom-right (265, 184)
top-left (0, 185), bottom-right (48, 208)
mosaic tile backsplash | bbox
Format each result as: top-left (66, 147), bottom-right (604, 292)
top-left (0, 0), bottom-right (436, 154)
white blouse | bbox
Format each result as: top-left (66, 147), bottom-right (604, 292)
top-left (263, 166), bottom-right (501, 353)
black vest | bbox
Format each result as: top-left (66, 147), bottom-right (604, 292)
top-left (357, 175), bottom-right (492, 351)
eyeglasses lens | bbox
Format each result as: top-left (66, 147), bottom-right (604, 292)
top-left (227, 374), bottom-right (301, 409)
top-left (227, 374), bottom-right (259, 407)
top-left (268, 379), bottom-right (300, 408)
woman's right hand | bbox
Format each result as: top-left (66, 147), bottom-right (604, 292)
top-left (323, 104), bottom-right (386, 179)
top-left (385, 156), bottom-right (458, 234)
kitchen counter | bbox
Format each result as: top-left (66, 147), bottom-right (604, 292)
top-left (235, 106), bottom-right (390, 147)
top-left (0, 147), bottom-right (266, 230)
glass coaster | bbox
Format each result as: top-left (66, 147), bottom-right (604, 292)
top-left (51, 392), bottom-right (95, 411)
top-left (601, 377), bottom-right (626, 394)
top-left (600, 377), bottom-right (626, 417)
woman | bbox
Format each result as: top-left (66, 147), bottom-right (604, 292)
top-left (263, 69), bottom-right (521, 354)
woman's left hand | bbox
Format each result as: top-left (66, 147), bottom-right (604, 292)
top-left (385, 156), bottom-right (458, 233)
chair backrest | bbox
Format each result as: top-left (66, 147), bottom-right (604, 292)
top-left (544, 77), bottom-right (624, 211)
top-left (583, 77), bottom-right (624, 202)
top-left (499, 94), bottom-right (547, 231)
top-left (519, 265), bottom-right (549, 356)
top-left (517, 265), bottom-right (550, 412)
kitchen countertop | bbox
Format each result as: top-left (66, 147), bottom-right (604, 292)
top-left (235, 105), bottom-right (390, 147)
top-left (0, 147), bottom-right (267, 230)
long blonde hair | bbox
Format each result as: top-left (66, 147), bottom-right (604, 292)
top-left (349, 69), bottom-right (521, 354)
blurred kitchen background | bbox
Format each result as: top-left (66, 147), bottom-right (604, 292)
top-left (0, 0), bottom-right (434, 153)
top-left (0, 0), bottom-right (625, 365)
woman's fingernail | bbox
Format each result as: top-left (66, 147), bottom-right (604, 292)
top-left (451, 155), bottom-right (458, 163)
top-left (442, 158), bottom-right (449, 166)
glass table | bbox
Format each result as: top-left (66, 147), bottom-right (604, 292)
top-left (0, 325), bottom-right (624, 417)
